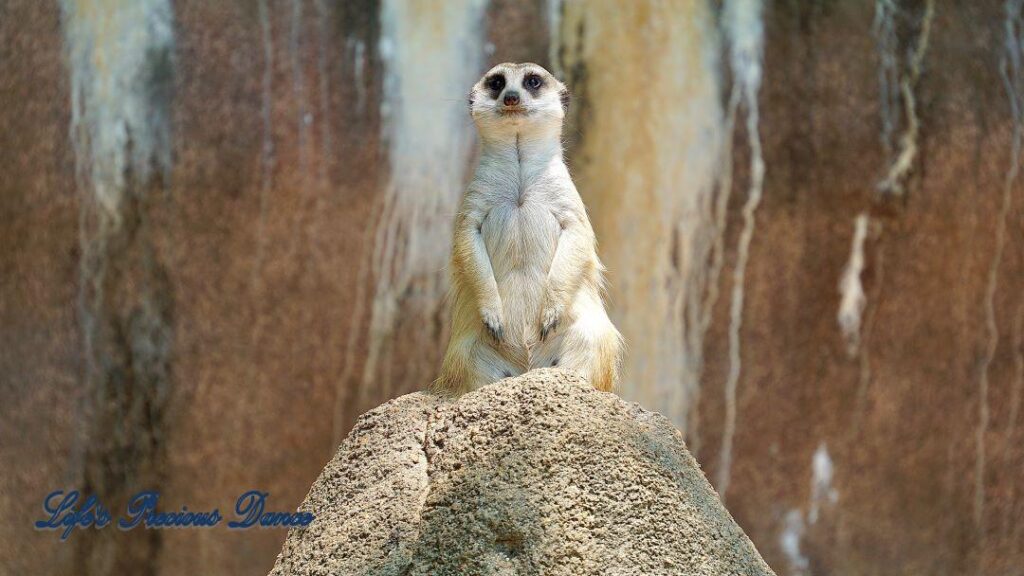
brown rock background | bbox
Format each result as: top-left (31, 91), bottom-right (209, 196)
top-left (1, 1), bottom-right (1021, 575)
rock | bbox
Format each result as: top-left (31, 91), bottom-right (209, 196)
top-left (268, 369), bottom-right (775, 576)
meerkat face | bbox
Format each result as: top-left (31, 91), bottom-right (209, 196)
top-left (468, 62), bottom-right (569, 135)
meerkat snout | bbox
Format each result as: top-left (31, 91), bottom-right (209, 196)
top-left (502, 91), bottom-right (520, 106)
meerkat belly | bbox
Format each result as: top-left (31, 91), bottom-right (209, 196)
top-left (482, 199), bottom-right (560, 346)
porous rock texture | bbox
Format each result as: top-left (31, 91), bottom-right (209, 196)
top-left (268, 369), bottom-right (775, 576)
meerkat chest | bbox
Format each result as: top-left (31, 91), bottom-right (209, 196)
top-left (480, 179), bottom-right (562, 273)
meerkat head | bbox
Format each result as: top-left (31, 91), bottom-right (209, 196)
top-left (468, 62), bottom-right (569, 139)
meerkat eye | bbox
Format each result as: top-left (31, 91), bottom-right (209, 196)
top-left (485, 74), bottom-right (506, 94)
top-left (523, 73), bottom-right (543, 91)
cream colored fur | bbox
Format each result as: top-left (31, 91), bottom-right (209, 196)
top-left (433, 62), bottom-right (623, 395)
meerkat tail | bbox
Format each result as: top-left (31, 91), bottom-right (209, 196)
top-left (598, 327), bottom-right (626, 389)
top-left (589, 328), bottom-right (624, 392)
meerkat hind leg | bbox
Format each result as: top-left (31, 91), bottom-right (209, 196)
top-left (435, 334), bottom-right (519, 395)
top-left (542, 318), bottom-right (621, 392)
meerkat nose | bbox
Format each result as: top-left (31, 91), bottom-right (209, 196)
top-left (503, 91), bottom-right (520, 106)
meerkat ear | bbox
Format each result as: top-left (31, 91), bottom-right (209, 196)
top-left (467, 90), bottom-right (475, 112)
top-left (559, 88), bottom-right (570, 112)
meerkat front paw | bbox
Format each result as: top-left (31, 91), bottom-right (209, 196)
top-left (481, 305), bottom-right (504, 343)
top-left (540, 302), bottom-right (563, 341)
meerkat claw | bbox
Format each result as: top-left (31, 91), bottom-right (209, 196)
top-left (540, 308), bottom-right (560, 341)
top-left (483, 316), bottom-right (504, 343)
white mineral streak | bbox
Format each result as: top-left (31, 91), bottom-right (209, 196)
top-left (717, 0), bottom-right (765, 500)
top-left (838, 213), bottom-right (870, 357)
top-left (63, 0), bottom-right (174, 222)
top-left (852, 237), bottom-right (885, 436)
top-left (975, 0), bottom-right (1024, 534)
top-left (873, 0), bottom-right (899, 159)
top-left (780, 509), bottom-right (809, 576)
top-left (557, 0), bottom-right (724, 438)
top-left (61, 0), bottom-right (175, 476)
top-left (62, 0), bottom-right (175, 369)
top-left (546, 0), bottom-right (564, 77)
top-left (780, 443), bottom-right (839, 575)
top-left (876, 0), bottom-right (935, 196)
top-left (349, 38), bottom-right (368, 114)
top-left (808, 442), bottom-right (838, 525)
top-left (356, 0), bottom-right (489, 406)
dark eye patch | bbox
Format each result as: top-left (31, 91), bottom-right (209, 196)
top-left (485, 74), bottom-right (506, 98)
top-left (522, 72), bottom-right (544, 95)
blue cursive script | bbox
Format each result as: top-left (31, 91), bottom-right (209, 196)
top-left (118, 491), bottom-right (223, 530)
top-left (34, 489), bottom-right (312, 539)
top-left (228, 490), bottom-right (314, 529)
top-left (34, 490), bottom-right (111, 541)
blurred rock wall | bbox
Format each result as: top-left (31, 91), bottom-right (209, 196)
top-left (1, 0), bottom-right (1022, 575)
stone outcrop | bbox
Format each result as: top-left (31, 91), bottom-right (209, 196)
top-left (269, 369), bottom-right (775, 576)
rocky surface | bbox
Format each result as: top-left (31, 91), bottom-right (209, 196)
top-left (268, 369), bottom-right (774, 576)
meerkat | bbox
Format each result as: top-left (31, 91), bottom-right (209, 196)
top-left (433, 62), bottom-right (623, 395)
